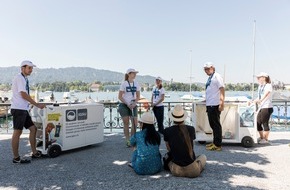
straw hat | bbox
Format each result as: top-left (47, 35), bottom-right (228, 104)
top-left (168, 104), bottom-right (188, 122)
top-left (139, 111), bottom-right (155, 124)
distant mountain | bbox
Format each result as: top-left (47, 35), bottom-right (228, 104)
top-left (0, 67), bottom-right (158, 85)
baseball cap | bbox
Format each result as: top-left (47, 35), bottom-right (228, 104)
top-left (156, 76), bottom-right (162, 81)
top-left (21, 60), bottom-right (36, 67)
top-left (203, 62), bottom-right (214, 68)
top-left (256, 72), bottom-right (268, 78)
top-left (126, 68), bottom-right (139, 74)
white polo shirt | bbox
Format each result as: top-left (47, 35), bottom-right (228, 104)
top-left (205, 72), bottom-right (225, 106)
top-left (119, 80), bottom-right (141, 105)
top-left (11, 73), bottom-right (29, 110)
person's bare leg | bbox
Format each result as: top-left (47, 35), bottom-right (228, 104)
top-left (264, 131), bottom-right (270, 141)
top-left (122, 116), bottom-right (130, 140)
top-left (258, 131), bottom-right (264, 139)
top-left (29, 125), bottom-right (38, 154)
top-left (12, 130), bottom-right (22, 158)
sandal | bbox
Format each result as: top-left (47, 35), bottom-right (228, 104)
top-left (13, 156), bottom-right (31, 164)
top-left (32, 151), bottom-right (42, 158)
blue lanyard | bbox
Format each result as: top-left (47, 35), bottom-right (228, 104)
top-left (127, 81), bottom-right (135, 98)
top-left (21, 73), bottom-right (30, 95)
top-left (259, 85), bottom-right (265, 99)
top-left (206, 72), bottom-right (214, 89)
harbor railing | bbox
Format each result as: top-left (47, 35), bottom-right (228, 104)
top-left (1, 101), bottom-right (289, 133)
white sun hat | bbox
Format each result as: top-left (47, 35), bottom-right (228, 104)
top-left (139, 111), bottom-right (155, 124)
top-left (168, 104), bottom-right (188, 122)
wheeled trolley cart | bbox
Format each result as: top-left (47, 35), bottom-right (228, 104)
top-left (32, 103), bottom-right (104, 157)
top-left (192, 102), bottom-right (257, 147)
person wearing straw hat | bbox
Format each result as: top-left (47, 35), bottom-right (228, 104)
top-left (128, 111), bottom-right (162, 175)
top-left (151, 76), bottom-right (165, 134)
top-left (203, 62), bottom-right (225, 151)
top-left (118, 68), bottom-right (141, 147)
top-left (11, 60), bottom-right (46, 164)
top-left (250, 72), bottom-right (273, 144)
top-left (163, 104), bottom-right (206, 178)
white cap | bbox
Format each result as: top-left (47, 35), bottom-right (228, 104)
top-left (256, 72), bottom-right (268, 78)
top-left (139, 111), bottom-right (155, 124)
top-left (203, 62), bottom-right (214, 68)
top-left (126, 68), bottom-right (139, 74)
top-left (21, 60), bottom-right (36, 67)
top-left (156, 76), bottom-right (162, 81)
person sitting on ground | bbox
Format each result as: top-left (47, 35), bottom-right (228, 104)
top-left (129, 111), bottom-right (162, 175)
top-left (163, 104), bottom-right (206, 178)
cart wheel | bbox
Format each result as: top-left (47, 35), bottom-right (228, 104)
top-left (48, 144), bottom-right (61, 158)
top-left (241, 136), bottom-right (254, 148)
top-left (198, 141), bottom-right (206, 144)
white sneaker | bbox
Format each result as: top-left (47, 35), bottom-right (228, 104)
top-left (258, 139), bottom-right (268, 144)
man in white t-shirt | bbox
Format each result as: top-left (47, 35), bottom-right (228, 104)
top-left (11, 60), bottom-right (45, 164)
top-left (203, 62), bottom-right (225, 151)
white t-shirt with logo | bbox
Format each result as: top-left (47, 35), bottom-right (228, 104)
top-left (11, 73), bottom-right (29, 110)
top-left (205, 72), bottom-right (225, 106)
top-left (119, 80), bottom-right (141, 105)
top-left (152, 87), bottom-right (165, 107)
top-left (258, 83), bottom-right (273, 109)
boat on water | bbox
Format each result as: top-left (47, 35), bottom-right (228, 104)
top-left (180, 94), bottom-right (205, 102)
top-left (164, 93), bottom-right (170, 98)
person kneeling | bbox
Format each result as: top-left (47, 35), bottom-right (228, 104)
top-left (129, 111), bottom-right (162, 175)
top-left (163, 104), bottom-right (206, 178)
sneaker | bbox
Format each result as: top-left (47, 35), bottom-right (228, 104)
top-left (206, 144), bottom-right (222, 151)
top-left (206, 143), bottom-right (214, 148)
top-left (126, 140), bottom-right (131, 147)
top-left (258, 139), bottom-right (269, 144)
top-left (13, 157), bottom-right (31, 164)
top-left (31, 151), bottom-right (42, 158)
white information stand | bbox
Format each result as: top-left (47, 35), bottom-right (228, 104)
top-left (32, 103), bottom-right (104, 157)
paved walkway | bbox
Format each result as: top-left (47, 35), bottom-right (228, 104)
top-left (0, 131), bottom-right (290, 190)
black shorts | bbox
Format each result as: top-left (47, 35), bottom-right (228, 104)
top-left (11, 109), bottom-right (34, 130)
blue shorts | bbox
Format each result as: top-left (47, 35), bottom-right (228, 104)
top-left (118, 103), bottom-right (138, 117)
top-left (11, 109), bottom-right (34, 130)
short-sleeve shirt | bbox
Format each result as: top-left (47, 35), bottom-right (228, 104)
top-left (152, 87), bottom-right (165, 107)
top-left (11, 73), bottom-right (29, 110)
top-left (205, 72), bottom-right (224, 106)
top-left (258, 83), bottom-right (273, 109)
top-left (163, 125), bottom-right (196, 166)
top-left (130, 129), bottom-right (162, 175)
top-left (119, 80), bottom-right (141, 105)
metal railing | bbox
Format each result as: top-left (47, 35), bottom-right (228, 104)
top-left (1, 101), bottom-right (290, 133)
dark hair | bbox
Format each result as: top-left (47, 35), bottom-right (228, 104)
top-left (142, 123), bottom-right (161, 146)
top-left (158, 84), bottom-right (163, 89)
top-left (265, 76), bottom-right (271, 84)
top-left (124, 74), bottom-right (129, 81)
top-left (175, 122), bottom-right (194, 159)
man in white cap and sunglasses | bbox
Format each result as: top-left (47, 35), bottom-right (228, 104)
top-left (203, 62), bottom-right (225, 151)
top-left (11, 60), bottom-right (45, 164)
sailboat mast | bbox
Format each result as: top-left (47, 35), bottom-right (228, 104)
top-left (251, 20), bottom-right (256, 99)
top-left (189, 49), bottom-right (192, 94)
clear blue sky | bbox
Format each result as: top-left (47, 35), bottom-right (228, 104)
top-left (1, 0), bottom-right (290, 84)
